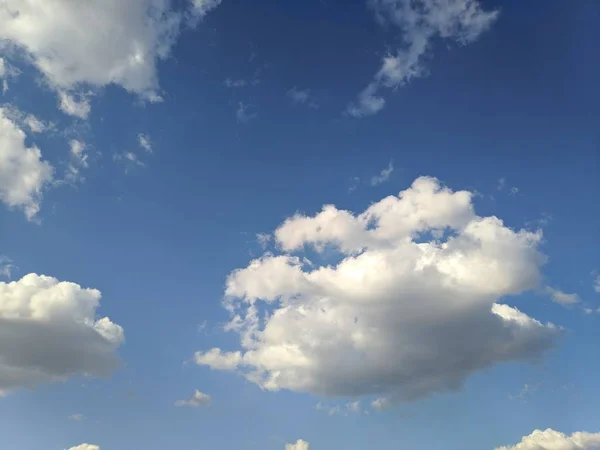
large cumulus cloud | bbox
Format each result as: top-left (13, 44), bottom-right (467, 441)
top-left (194, 176), bottom-right (562, 403)
top-left (195, 177), bottom-right (563, 402)
top-left (0, 274), bottom-right (124, 394)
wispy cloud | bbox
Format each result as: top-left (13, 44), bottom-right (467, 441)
top-left (63, 139), bottom-right (89, 184)
top-left (497, 177), bottom-right (519, 195)
top-left (113, 151), bottom-right (146, 173)
top-left (191, 0), bottom-right (224, 20)
top-left (68, 413), bottom-right (85, 421)
top-left (224, 78), bottom-right (248, 88)
top-left (347, 0), bottom-right (498, 117)
top-left (287, 87), bottom-right (319, 109)
top-left (1, 105), bottom-right (53, 134)
top-left (256, 233), bottom-right (271, 249)
top-left (509, 383), bottom-right (539, 401)
top-left (174, 390), bottom-right (211, 408)
top-left (371, 397), bottom-right (391, 411)
top-left (138, 133), bottom-right (153, 153)
top-left (370, 161), bottom-right (394, 186)
top-left (0, 255), bottom-right (16, 279)
top-left (58, 90), bottom-right (92, 119)
top-left (497, 177), bottom-right (506, 191)
top-left (316, 401), bottom-right (363, 416)
top-left (348, 176), bottom-right (361, 193)
top-left (236, 102), bottom-right (257, 123)
top-left (545, 286), bottom-right (580, 307)
top-left (348, 161), bottom-right (394, 192)
top-left (346, 82), bottom-right (385, 118)
top-left (0, 57), bottom-right (21, 94)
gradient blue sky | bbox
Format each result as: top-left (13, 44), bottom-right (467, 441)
top-left (1, 1), bottom-right (599, 449)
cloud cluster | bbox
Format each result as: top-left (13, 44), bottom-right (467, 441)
top-left (0, 0), bottom-right (222, 118)
top-left (194, 176), bottom-right (562, 403)
top-left (348, 0), bottom-right (498, 116)
top-left (174, 389), bottom-right (211, 407)
top-left (0, 274), bottom-right (124, 394)
top-left (495, 428), bottom-right (600, 450)
top-left (0, 107), bottom-right (53, 219)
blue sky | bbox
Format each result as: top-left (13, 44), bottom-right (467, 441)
top-left (0, 1), bottom-right (599, 449)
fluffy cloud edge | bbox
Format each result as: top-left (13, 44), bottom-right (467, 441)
top-left (495, 428), bottom-right (600, 450)
top-left (194, 176), bottom-right (562, 404)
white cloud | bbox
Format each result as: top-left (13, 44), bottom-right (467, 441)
top-left (594, 274), bottom-right (600, 293)
top-left (69, 140), bottom-right (88, 166)
top-left (68, 413), bottom-right (85, 421)
top-left (174, 389), bottom-right (211, 407)
top-left (194, 176), bottom-right (561, 402)
top-left (194, 348), bottom-right (241, 371)
top-left (0, 0), bottom-right (222, 116)
top-left (0, 107), bottom-right (54, 219)
top-left (23, 114), bottom-right (48, 133)
top-left (370, 161), bottom-right (394, 186)
top-left (0, 273), bottom-right (124, 394)
top-left (495, 428), bottom-right (600, 450)
top-left (347, 0), bottom-right (498, 116)
top-left (58, 91), bottom-right (92, 119)
top-left (68, 445), bottom-right (100, 450)
top-left (286, 439), bottom-right (310, 450)
top-left (545, 287), bottom-right (580, 306)
top-left (138, 133), bottom-right (153, 153)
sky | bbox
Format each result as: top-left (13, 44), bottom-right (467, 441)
top-left (0, 1), bottom-right (599, 449)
